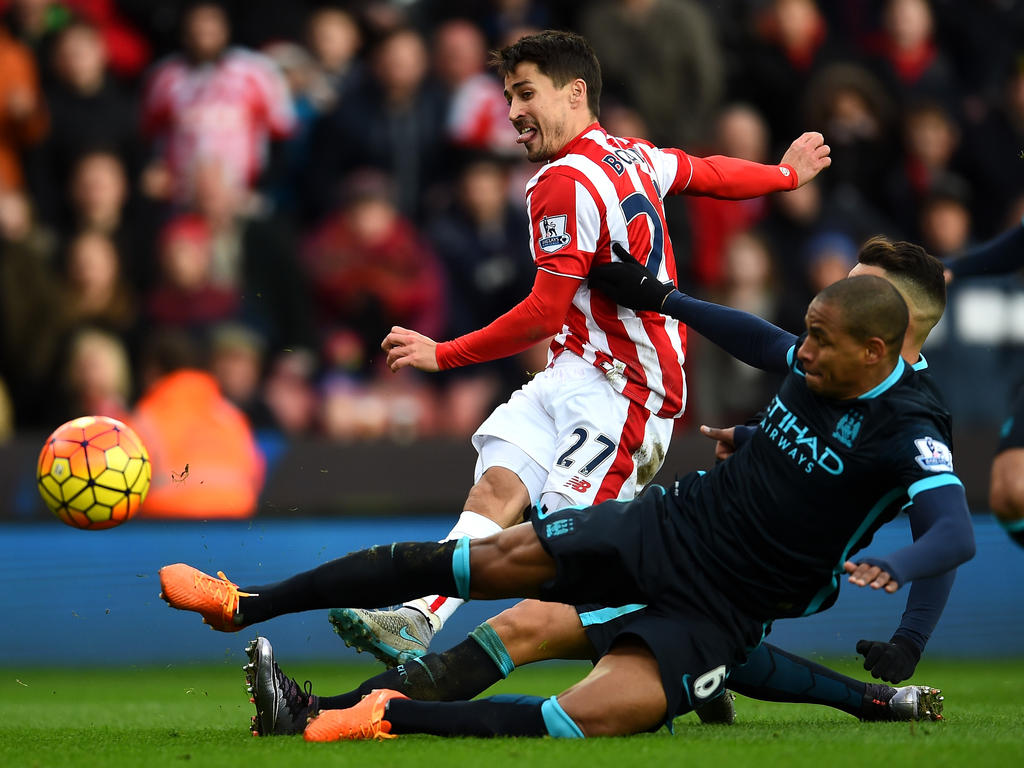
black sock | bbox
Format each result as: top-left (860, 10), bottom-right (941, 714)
top-left (318, 637), bottom-right (505, 710)
top-left (237, 541), bottom-right (460, 625)
top-left (729, 643), bottom-right (867, 717)
top-left (386, 694), bottom-right (549, 737)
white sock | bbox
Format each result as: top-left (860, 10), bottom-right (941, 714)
top-left (404, 511), bottom-right (504, 630)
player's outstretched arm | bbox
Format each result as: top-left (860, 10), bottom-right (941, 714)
top-left (855, 493), bottom-right (961, 684)
top-left (844, 483), bottom-right (975, 593)
top-left (396, 270), bottom-right (578, 372)
top-left (946, 216), bottom-right (1024, 281)
top-left (590, 244), bottom-right (794, 371)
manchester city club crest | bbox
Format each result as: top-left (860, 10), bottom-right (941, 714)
top-left (832, 410), bottom-right (863, 448)
top-left (538, 214), bottom-right (572, 253)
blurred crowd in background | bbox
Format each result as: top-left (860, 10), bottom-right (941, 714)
top-left (1, 0), bottom-right (1023, 465)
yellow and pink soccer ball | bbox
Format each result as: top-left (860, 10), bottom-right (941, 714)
top-left (36, 416), bottom-right (151, 530)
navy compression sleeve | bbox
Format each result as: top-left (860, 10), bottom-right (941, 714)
top-left (660, 291), bottom-right (795, 372)
top-left (948, 220), bottom-right (1024, 279)
top-left (890, 501), bottom-right (959, 650)
top-left (857, 484), bottom-right (975, 586)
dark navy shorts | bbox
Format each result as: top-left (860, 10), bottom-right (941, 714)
top-left (531, 489), bottom-right (765, 720)
top-left (997, 386), bottom-right (1024, 454)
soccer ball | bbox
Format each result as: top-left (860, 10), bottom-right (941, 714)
top-left (37, 415), bottom-right (151, 530)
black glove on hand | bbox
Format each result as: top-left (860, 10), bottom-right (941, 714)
top-left (588, 243), bottom-right (675, 312)
top-left (856, 636), bottom-right (922, 684)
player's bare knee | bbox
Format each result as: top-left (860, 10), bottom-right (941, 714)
top-left (464, 468), bottom-right (530, 528)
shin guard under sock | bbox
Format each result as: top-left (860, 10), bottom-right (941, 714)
top-left (729, 643), bottom-right (867, 717)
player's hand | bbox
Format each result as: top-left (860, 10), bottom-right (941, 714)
top-left (381, 326), bottom-right (440, 372)
top-left (843, 560), bottom-right (900, 592)
top-left (700, 424), bottom-right (736, 461)
top-left (779, 132), bottom-right (831, 188)
top-left (588, 243), bottom-right (675, 312)
top-left (855, 637), bottom-right (921, 683)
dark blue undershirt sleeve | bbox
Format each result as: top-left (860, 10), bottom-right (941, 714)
top-left (856, 483), bottom-right (975, 586)
top-left (948, 221), bottom-right (1024, 278)
top-left (661, 291), bottom-right (795, 373)
top-left (890, 568), bottom-right (956, 651)
top-left (891, 501), bottom-right (957, 650)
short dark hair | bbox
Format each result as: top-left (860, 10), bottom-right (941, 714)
top-left (857, 236), bottom-right (946, 330)
top-left (490, 30), bottom-right (602, 117)
top-left (817, 275), bottom-right (908, 354)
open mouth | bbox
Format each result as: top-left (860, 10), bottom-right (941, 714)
top-left (516, 126), bottom-right (538, 144)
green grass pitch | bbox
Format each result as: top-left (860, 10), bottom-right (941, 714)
top-left (2, 657), bottom-right (1022, 767)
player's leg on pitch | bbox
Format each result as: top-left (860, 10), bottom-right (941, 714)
top-left (331, 356), bottom-right (673, 662)
top-left (159, 522), bottom-right (559, 629)
top-left (989, 387), bottom-right (1024, 549)
top-left (311, 636), bottom-right (669, 738)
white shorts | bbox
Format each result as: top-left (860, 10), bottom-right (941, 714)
top-left (472, 353), bottom-right (675, 510)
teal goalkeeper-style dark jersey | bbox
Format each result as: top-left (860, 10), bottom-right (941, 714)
top-left (670, 347), bottom-right (961, 621)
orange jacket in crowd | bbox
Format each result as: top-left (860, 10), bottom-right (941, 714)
top-left (129, 369), bottom-right (265, 519)
top-left (0, 27), bottom-right (48, 192)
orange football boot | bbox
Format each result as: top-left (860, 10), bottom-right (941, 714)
top-left (304, 689), bottom-right (409, 742)
top-left (158, 563), bottom-right (255, 631)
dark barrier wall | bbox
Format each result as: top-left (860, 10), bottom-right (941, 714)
top-left (0, 515), bottom-right (1020, 666)
top-left (0, 427), bottom-right (1001, 521)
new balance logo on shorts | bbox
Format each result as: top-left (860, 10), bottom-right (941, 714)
top-left (565, 476), bottom-right (592, 493)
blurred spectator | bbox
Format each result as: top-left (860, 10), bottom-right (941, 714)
top-left (863, 0), bottom-right (961, 110)
top-left (62, 325), bottom-right (131, 420)
top-left (691, 231), bottom-right (783, 425)
top-left (918, 179), bottom-right (972, 258)
top-left (66, 149), bottom-right (155, 288)
top-left (803, 63), bottom-right (897, 216)
top-left (433, 18), bottom-right (519, 155)
top-left (0, 17), bottom-right (48, 193)
top-left (0, 188), bottom-right (62, 427)
top-left (263, 348), bottom-right (318, 436)
top-left (932, 1), bottom-right (1024, 110)
top-left (883, 99), bottom-right (967, 234)
top-left (961, 57), bottom-right (1024, 238)
top-left (306, 5), bottom-right (363, 106)
top-left (581, 0), bottom-right (723, 147)
top-left (1, 0), bottom-right (72, 79)
top-left (139, 1), bottom-right (295, 204)
top-left (803, 229), bottom-right (859, 294)
top-left (36, 20), bottom-right (138, 222)
top-left (262, 41), bottom-right (336, 215)
top-left (730, 0), bottom-right (847, 142)
top-left (61, 228), bottom-right (136, 332)
top-left (208, 321), bottom-right (270, 426)
top-left (302, 169), bottom-right (446, 378)
top-left (686, 104), bottom-right (774, 288)
top-left (131, 329), bottom-right (264, 519)
top-left (306, 26), bottom-right (448, 222)
top-left (479, 0), bottom-right (550, 45)
top-left (190, 158), bottom-right (316, 355)
top-left (428, 153), bottom-right (536, 435)
top-left (63, 0), bottom-right (151, 81)
top-left (146, 213), bottom-right (239, 332)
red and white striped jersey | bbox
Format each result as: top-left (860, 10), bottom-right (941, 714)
top-left (142, 47), bottom-right (295, 198)
top-left (527, 123), bottom-right (796, 419)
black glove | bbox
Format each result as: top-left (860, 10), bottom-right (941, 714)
top-left (856, 636), bottom-right (922, 684)
top-left (588, 243), bottom-right (675, 312)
